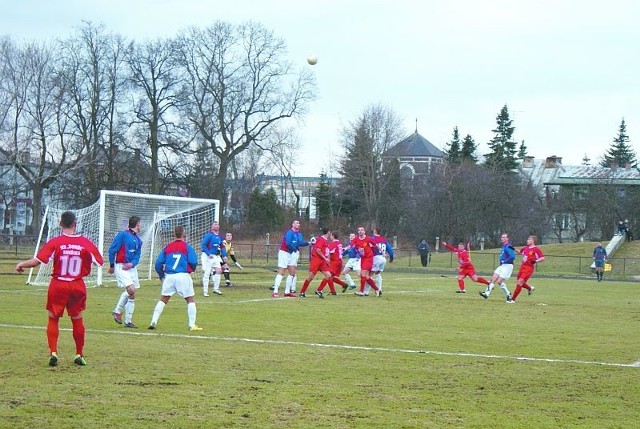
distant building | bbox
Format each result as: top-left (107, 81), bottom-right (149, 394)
top-left (519, 155), bottom-right (640, 242)
top-left (254, 174), bottom-right (340, 220)
top-left (381, 130), bottom-right (446, 179)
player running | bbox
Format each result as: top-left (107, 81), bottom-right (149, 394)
top-left (508, 235), bottom-right (544, 303)
top-left (442, 240), bottom-right (490, 293)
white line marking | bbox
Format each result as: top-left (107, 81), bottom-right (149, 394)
top-left (1, 322), bottom-right (637, 368)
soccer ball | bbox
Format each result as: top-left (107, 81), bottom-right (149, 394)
top-left (307, 55), bottom-right (318, 65)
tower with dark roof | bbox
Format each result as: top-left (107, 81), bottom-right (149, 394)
top-left (382, 130), bottom-right (445, 178)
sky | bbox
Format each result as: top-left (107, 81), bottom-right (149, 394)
top-left (2, 0), bottom-right (639, 177)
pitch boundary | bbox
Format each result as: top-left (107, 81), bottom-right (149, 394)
top-left (1, 322), bottom-right (638, 368)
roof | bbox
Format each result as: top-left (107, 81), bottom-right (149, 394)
top-left (544, 165), bottom-right (640, 186)
top-left (382, 131), bottom-right (445, 158)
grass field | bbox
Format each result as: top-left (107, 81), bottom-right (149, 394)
top-left (1, 262), bottom-right (639, 429)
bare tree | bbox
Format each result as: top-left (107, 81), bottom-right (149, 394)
top-left (59, 22), bottom-right (129, 204)
top-left (127, 37), bottom-right (191, 194)
top-left (0, 38), bottom-right (85, 233)
top-left (176, 21), bottom-right (316, 211)
top-left (338, 103), bottom-right (404, 225)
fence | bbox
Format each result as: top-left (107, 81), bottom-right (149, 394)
top-left (227, 244), bottom-right (640, 279)
top-left (2, 235), bottom-right (639, 279)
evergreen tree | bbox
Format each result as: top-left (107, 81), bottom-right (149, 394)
top-left (600, 118), bottom-right (636, 168)
top-left (247, 188), bottom-right (284, 230)
top-left (484, 105), bottom-right (518, 170)
top-left (517, 140), bottom-right (528, 159)
top-left (460, 134), bottom-right (479, 163)
top-left (445, 126), bottom-right (462, 164)
top-left (314, 173), bottom-right (335, 227)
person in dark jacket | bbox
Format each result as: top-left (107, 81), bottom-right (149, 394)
top-left (417, 239), bottom-right (430, 267)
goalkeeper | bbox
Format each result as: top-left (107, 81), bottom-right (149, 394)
top-left (222, 232), bottom-right (243, 287)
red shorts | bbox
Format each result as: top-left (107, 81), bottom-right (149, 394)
top-left (360, 256), bottom-right (373, 271)
top-left (329, 260), bottom-right (343, 277)
top-left (458, 265), bottom-right (477, 278)
top-left (46, 278), bottom-right (87, 318)
top-left (517, 265), bottom-right (535, 282)
top-left (309, 258), bottom-right (330, 275)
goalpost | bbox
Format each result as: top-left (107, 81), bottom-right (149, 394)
top-left (28, 190), bottom-right (219, 286)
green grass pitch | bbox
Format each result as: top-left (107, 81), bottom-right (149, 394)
top-left (0, 267), bottom-right (639, 428)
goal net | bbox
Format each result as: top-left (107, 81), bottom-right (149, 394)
top-left (28, 190), bottom-right (219, 286)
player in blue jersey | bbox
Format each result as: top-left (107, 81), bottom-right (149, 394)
top-left (108, 216), bottom-right (143, 328)
top-left (272, 220), bottom-right (311, 298)
top-left (148, 226), bottom-right (202, 331)
top-left (480, 232), bottom-right (515, 301)
top-left (201, 221), bottom-right (228, 296)
top-left (340, 233), bottom-right (360, 292)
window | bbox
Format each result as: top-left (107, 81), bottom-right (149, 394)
top-left (572, 186), bottom-right (588, 200)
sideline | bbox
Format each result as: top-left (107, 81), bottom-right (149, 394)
top-left (1, 322), bottom-right (638, 369)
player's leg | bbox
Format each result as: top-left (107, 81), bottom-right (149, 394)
top-left (456, 274), bottom-right (466, 293)
top-left (211, 257), bottom-right (223, 294)
top-left (201, 253), bottom-right (212, 296)
top-left (223, 264), bottom-right (232, 287)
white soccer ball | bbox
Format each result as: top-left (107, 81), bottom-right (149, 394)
top-left (307, 55), bottom-right (318, 65)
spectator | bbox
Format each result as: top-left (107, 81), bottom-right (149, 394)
top-left (417, 239), bottom-right (430, 267)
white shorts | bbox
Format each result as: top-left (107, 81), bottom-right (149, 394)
top-left (494, 263), bottom-right (514, 281)
top-left (344, 258), bottom-right (361, 272)
top-left (201, 253), bottom-right (222, 274)
top-left (277, 250), bottom-right (300, 269)
top-left (114, 263), bottom-right (140, 289)
top-left (372, 255), bottom-right (387, 272)
top-left (160, 272), bottom-right (195, 298)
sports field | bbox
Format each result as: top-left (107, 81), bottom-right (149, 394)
top-left (0, 267), bottom-right (638, 428)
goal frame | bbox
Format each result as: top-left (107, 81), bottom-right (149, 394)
top-left (28, 190), bottom-right (219, 286)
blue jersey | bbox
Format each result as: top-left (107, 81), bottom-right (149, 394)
top-left (279, 229), bottom-right (309, 253)
top-left (499, 242), bottom-right (516, 265)
top-left (155, 239), bottom-right (198, 279)
top-left (593, 246), bottom-right (607, 261)
top-left (372, 235), bottom-right (395, 262)
top-left (201, 231), bottom-right (228, 258)
top-left (343, 241), bottom-right (360, 259)
top-left (108, 229), bottom-right (142, 267)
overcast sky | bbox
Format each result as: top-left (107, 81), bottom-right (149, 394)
top-left (2, 0), bottom-right (638, 176)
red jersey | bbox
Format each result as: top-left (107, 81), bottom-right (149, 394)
top-left (352, 235), bottom-right (376, 259)
top-left (37, 234), bottom-right (103, 282)
top-left (443, 243), bottom-right (472, 269)
top-left (519, 245), bottom-right (544, 268)
top-left (328, 240), bottom-right (342, 262)
top-left (311, 235), bottom-right (330, 260)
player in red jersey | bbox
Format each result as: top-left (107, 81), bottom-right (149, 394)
top-left (318, 232), bottom-right (348, 293)
top-left (508, 235), bottom-right (544, 303)
top-left (16, 211), bottom-right (103, 367)
top-left (442, 241), bottom-right (490, 293)
top-left (352, 226), bottom-right (381, 297)
top-left (299, 228), bottom-right (334, 298)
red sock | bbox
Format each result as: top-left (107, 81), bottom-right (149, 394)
top-left (522, 283), bottom-right (531, 291)
top-left (318, 278), bottom-right (326, 292)
top-left (511, 284), bottom-right (522, 300)
top-left (47, 316), bottom-right (60, 354)
top-left (359, 277), bottom-right (366, 293)
top-left (477, 277), bottom-right (490, 285)
top-left (332, 276), bottom-right (347, 287)
top-left (457, 279), bottom-right (465, 291)
top-left (366, 277), bottom-right (379, 291)
top-left (71, 317), bottom-right (85, 356)
top-left (327, 278), bottom-right (336, 294)
top-left (300, 279), bottom-right (311, 294)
